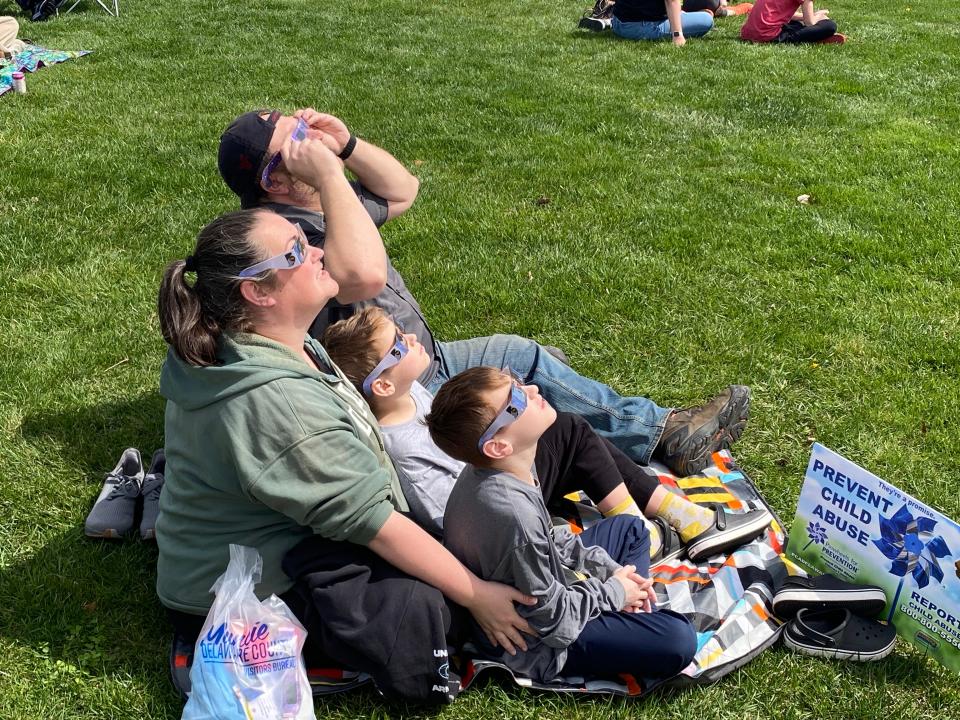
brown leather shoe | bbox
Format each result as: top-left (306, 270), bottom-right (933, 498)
top-left (654, 385), bottom-right (751, 476)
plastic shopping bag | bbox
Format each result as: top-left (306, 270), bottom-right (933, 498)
top-left (182, 544), bottom-right (314, 720)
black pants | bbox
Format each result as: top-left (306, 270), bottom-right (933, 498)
top-left (536, 412), bottom-right (661, 513)
top-left (777, 18), bottom-right (837, 43)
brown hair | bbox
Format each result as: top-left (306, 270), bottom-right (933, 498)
top-left (322, 307), bottom-right (392, 395)
top-left (157, 208), bottom-right (277, 366)
top-left (425, 367), bottom-right (509, 468)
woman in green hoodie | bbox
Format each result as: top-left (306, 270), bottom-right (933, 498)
top-left (155, 135), bottom-right (536, 674)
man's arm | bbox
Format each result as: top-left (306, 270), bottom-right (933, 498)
top-left (344, 140), bottom-right (420, 220)
top-left (296, 109), bottom-right (420, 220)
top-left (281, 131), bottom-right (388, 304)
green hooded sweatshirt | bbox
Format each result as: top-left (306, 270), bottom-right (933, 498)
top-left (156, 332), bottom-right (408, 615)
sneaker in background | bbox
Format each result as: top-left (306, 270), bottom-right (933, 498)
top-left (85, 448), bottom-right (144, 539)
top-left (140, 449), bottom-right (166, 541)
top-left (578, 0), bottom-right (615, 31)
top-left (578, 16), bottom-right (612, 31)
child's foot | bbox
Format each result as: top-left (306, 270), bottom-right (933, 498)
top-left (650, 518), bottom-right (685, 563)
top-left (685, 507), bottom-right (772, 561)
top-left (818, 33), bottom-right (847, 44)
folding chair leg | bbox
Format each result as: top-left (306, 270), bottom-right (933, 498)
top-left (59, 0), bottom-right (119, 15)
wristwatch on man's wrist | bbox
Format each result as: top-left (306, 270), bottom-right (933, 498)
top-left (338, 135), bottom-right (358, 160)
top-left (673, 31), bottom-right (682, 37)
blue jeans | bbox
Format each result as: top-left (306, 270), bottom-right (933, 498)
top-left (562, 517), bottom-right (697, 684)
top-left (612, 13), bottom-right (714, 41)
top-left (428, 335), bottom-right (671, 463)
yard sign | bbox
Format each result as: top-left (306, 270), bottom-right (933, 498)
top-left (787, 443), bottom-right (960, 671)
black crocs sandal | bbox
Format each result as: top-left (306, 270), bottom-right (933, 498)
top-left (650, 517), bottom-right (685, 564)
top-left (773, 574), bottom-right (887, 619)
top-left (783, 607), bottom-right (896, 661)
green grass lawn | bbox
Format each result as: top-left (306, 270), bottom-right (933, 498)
top-left (2, 0), bottom-right (959, 717)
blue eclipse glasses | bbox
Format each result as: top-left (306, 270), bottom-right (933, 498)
top-left (362, 326), bottom-right (409, 396)
top-left (238, 224), bottom-right (308, 278)
top-left (477, 369), bottom-right (528, 450)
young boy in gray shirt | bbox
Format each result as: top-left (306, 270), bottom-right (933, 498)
top-left (425, 366), bottom-right (698, 686)
top-left (323, 308), bottom-right (771, 561)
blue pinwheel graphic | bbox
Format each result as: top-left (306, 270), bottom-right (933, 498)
top-left (802, 521), bottom-right (828, 551)
top-left (874, 504), bottom-right (951, 622)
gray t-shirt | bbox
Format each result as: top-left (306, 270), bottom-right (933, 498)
top-left (443, 466), bottom-right (625, 682)
top-left (380, 382), bottom-right (464, 535)
top-left (268, 187), bottom-right (441, 385)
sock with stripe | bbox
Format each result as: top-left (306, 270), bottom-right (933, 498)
top-left (655, 492), bottom-right (716, 543)
top-left (603, 496), bottom-right (663, 558)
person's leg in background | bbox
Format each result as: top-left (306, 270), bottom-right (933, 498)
top-left (612, 12), bottom-right (713, 42)
top-left (0, 16), bottom-right (26, 55)
top-left (777, 18), bottom-right (838, 43)
top-left (611, 17), bottom-right (666, 41)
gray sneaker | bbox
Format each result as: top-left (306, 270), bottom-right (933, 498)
top-left (85, 448), bottom-right (144, 539)
top-left (139, 449), bottom-right (165, 541)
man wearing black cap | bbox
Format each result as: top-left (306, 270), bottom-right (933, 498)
top-left (217, 107), bottom-right (753, 479)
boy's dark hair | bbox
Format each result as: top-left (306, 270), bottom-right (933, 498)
top-left (425, 367), bottom-right (509, 468)
top-left (322, 307), bottom-right (391, 395)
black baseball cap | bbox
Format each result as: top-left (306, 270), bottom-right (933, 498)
top-left (217, 110), bottom-right (281, 208)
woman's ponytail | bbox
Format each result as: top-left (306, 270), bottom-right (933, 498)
top-left (157, 208), bottom-right (273, 367)
top-left (158, 259), bottom-right (221, 366)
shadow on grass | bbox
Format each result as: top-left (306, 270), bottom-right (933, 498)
top-left (20, 391), bottom-right (166, 479)
top-left (0, 526), bottom-right (175, 694)
top-left (570, 29), bottom-right (617, 42)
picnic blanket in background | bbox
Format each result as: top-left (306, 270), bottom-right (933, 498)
top-left (0, 44), bottom-right (91, 96)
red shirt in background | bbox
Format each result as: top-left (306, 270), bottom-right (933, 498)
top-left (740, 0), bottom-right (802, 42)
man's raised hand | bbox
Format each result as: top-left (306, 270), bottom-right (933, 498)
top-left (294, 108), bottom-right (352, 156)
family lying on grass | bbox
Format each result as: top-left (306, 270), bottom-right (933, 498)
top-left (154, 108), bottom-right (772, 700)
top-left (581, 0), bottom-right (845, 45)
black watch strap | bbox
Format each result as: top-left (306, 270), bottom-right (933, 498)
top-left (338, 135), bottom-right (358, 160)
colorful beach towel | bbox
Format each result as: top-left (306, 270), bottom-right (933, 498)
top-left (1, 44), bottom-right (90, 96)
